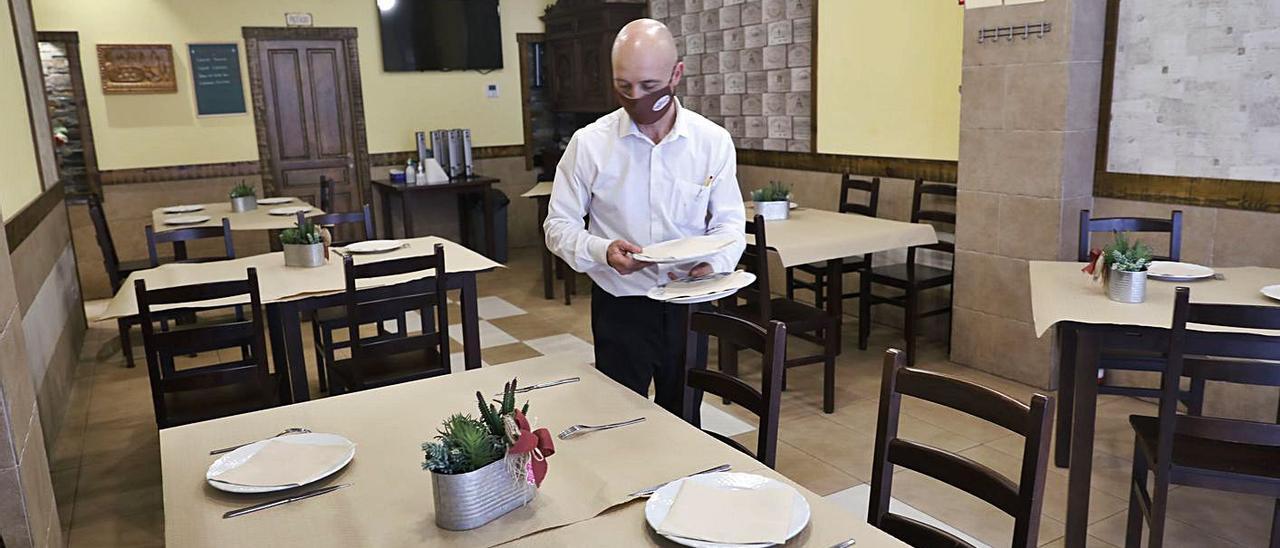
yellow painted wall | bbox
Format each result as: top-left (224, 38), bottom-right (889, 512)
top-left (1, 0), bottom-right (44, 218)
top-left (816, 1), bottom-right (962, 161)
top-left (33, 0), bottom-right (553, 170)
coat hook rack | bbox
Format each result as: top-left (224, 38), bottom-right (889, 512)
top-left (977, 22), bottom-right (1051, 44)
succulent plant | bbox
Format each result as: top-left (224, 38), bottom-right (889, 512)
top-left (228, 181), bottom-right (256, 199)
top-left (279, 221), bottom-right (323, 246)
top-left (422, 414), bottom-right (505, 475)
top-left (750, 180), bottom-right (791, 202)
top-left (1104, 232), bottom-right (1153, 273)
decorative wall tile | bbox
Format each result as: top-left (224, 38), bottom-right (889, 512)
top-left (768, 116), bottom-right (792, 138)
top-left (686, 75), bottom-right (704, 95)
top-left (787, 43), bottom-right (811, 67)
top-left (762, 44), bottom-right (787, 69)
top-left (719, 51), bottom-right (740, 73)
top-left (704, 29), bottom-right (724, 52)
top-left (724, 116), bottom-right (745, 137)
top-left (744, 24), bottom-right (767, 48)
top-left (742, 95), bottom-right (762, 115)
top-left (763, 138), bottom-right (787, 150)
top-left (704, 95), bottom-right (722, 114)
top-left (704, 73), bottom-right (725, 95)
top-left (686, 33), bottom-right (705, 54)
top-left (762, 0), bottom-right (786, 23)
top-left (700, 10), bottom-right (720, 33)
top-left (719, 5), bottom-right (741, 28)
top-left (684, 54), bottom-right (701, 75)
top-left (741, 1), bottom-right (762, 25)
top-left (785, 0), bottom-right (811, 19)
top-left (721, 95), bottom-right (742, 115)
top-left (685, 0), bottom-right (702, 13)
top-left (787, 140), bottom-right (809, 152)
top-left (767, 20), bottom-right (793, 45)
top-left (683, 96), bottom-right (701, 112)
top-left (703, 0), bottom-right (723, 8)
top-left (790, 67), bottom-right (810, 91)
top-left (725, 0), bottom-right (746, 5)
top-left (746, 71), bottom-right (767, 93)
top-left (724, 72), bottom-right (746, 94)
top-left (766, 69), bottom-right (790, 92)
top-left (792, 116), bottom-right (811, 140)
top-left (740, 48), bottom-right (764, 71)
top-left (792, 17), bottom-right (812, 43)
top-left (762, 92), bottom-right (785, 115)
top-left (785, 91), bottom-right (810, 115)
top-left (723, 28), bottom-right (744, 50)
top-left (702, 54), bottom-right (719, 74)
top-left (746, 116), bottom-right (767, 137)
top-left (682, 14), bottom-right (700, 34)
top-left (652, 0), bottom-right (669, 18)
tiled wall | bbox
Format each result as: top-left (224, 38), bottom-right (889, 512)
top-left (652, 0), bottom-right (815, 152)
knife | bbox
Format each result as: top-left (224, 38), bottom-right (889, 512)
top-left (496, 377), bottom-right (581, 395)
top-left (222, 483), bottom-right (352, 519)
top-left (628, 464), bottom-right (732, 497)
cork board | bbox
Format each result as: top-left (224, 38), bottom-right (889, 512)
top-left (651, 0), bottom-right (815, 152)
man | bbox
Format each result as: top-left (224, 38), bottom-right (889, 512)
top-left (544, 19), bottom-right (746, 415)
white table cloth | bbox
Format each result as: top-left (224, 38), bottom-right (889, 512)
top-left (151, 200), bottom-right (325, 232)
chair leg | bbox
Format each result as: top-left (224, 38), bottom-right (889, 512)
top-left (858, 276), bottom-right (872, 351)
top-left (904, 288), bottom-right (918, 366)
top-left (118, 318), bottom-right (135, 368)
top-left (823, 320), bottom-right (837, 414)
top-left (1125, 435), bottom-right (1149, 548)
top-left (1186, 376), bottom-right (1206, 416)
top-left (785, 267), bottom-right (795, 300)
top-left (1147, 468), bottom-right (1171, 548)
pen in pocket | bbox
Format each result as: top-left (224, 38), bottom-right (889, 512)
top-left (703, 175), bottom-right (715, 187)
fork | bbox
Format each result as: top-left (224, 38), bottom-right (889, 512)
top-left (829, 539), bottom-right (857, 548)
top-left (557, 417), bottom-right (646, 440)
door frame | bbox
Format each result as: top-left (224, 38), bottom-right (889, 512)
top-left (242, 26), bottom-right (371, 202)
top-left (36, 30), bottom-right (101, 196)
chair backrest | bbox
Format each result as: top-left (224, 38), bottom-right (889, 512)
top-left (907, 179), bottom-right (957, 267)
top-left (681, 311), bottom-right (786, 468)
top-left (1152, 287), bottom-right (1280, 467)
top-left (1076, 209), bottom-right (1182, 262)
top-left (318, 176), bottom-right (335, 213)
top-left (839, 174), bottom-right (881, 217)
top-left (296, 205), bottom-right (375, 246)
top-left (134, 267), bottom-right (271, 428)
top-left (145, 217), bottom-right (235, 267)
top-left (86, 193), bottom-right (125, 292)
top-left (341, 245), bottom-right (451, 388)
top-left (740, 214), bottom-right (773, 321)
top-left (870, 348), bottom-right (1052, 548)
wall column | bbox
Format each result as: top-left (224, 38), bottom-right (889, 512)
top-left (951, 0), bottom-right (1107, 387)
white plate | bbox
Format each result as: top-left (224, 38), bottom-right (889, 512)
top-left (162, 205), bottom-right (204, 214)
top-left (645, 472), bottom-right (810, 548)
top-left (268, 206), bottom-right (313, 216)
top-left (256, 197), bottom-right (294, 205)
top-left (746, 201), bottom-right (798, 210)
top-left (1261, 285), bottom-right (1280, 302)
top-left (666, 286), bottom-right (742, 305)
top-left (1147, 261), bottom-right (1215, 281)
top-left (344, 240), bottom-right (403, 254)
top-left (206, 432), bottom-right (356, 494)
top-left (163, 215), bottom-right (211, 225)
top-left (647, 271), bottom-right (756, 303)
top-left (634, 235), bottom-right (736, 264)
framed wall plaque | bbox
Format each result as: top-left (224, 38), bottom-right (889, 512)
top-left (96, 44), bottom-right (177, 94)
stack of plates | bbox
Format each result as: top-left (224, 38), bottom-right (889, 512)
top-left (645, 472), bottom-right (810, 548)
top-left (634, 235), bottom-right (736, 264)
top-left (256, 197), bottom-right (294, 205)
top-left (162, 205), bottom-right (204, 214)
top-left (646, 271), bottom-right (755, 304)
top-left (1147, 261), bottom-right (1215, 281)
top-left (206, 432), bottom-right (356, 494)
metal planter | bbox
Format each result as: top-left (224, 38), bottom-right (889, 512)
top-left (283, 243), bottom-right (325, 268)
top-left (230, 195), bottom-right (257, 212)
top-left (1107, 268), bottom-right (1147, 303)
top-left (432, 456), bottom-right (536, 531)
top-left (754, 200), bottom-right (790, 221)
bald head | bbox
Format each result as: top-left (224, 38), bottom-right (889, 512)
top-left (611, 18), bottom-right (683, 100)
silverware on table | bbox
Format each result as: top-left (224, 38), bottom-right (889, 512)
top-left (557, 417), bottom-right (646, 440)
top-left (222, 483), bottom-right (352, 519)
top-left (496, 377), bottom-right (580, 396)
top-left (1213, 272), bottom-right (1226, 281)
top-left (829, 539), bottom-right (857, 548)
top-left (210, 427), bottom-right (311, 455)
top-left (628, 463), bottom-right (732, 497)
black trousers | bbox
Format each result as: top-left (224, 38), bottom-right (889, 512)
top-left (591, 284), bottom-right (708, 420)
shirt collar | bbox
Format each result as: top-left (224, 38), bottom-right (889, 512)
top-left (618, 97), bottom-right (690, 144)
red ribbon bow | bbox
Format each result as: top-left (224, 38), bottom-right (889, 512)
top-left (508, 410), bottom-right (555, 487)
top-left (1082, 248), bottom-right (1103, 276)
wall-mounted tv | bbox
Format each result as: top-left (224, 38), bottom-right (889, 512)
top-left (377, 0), bottom-right (503, 72)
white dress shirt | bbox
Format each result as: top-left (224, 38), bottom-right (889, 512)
top-left (543, 101), bottom-right (747, 297)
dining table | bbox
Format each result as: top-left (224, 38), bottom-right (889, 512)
top-left (1029, 261), bottom-right (1280, 547)
top-left (521, 181), bottom-right (575, 304)
top-left (160, 355), bottom-right (905, 547)
top-left (750, 207), bottom-right (939, 353)
top-left (150, 199), bottom-right (325, 232)
top-left (370, 175), bottom-right (501, 259)
top-left (95, 235), bottom-right (502, 401)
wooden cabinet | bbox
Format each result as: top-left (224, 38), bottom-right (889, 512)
top-left (542, 0), bottom-right (646, 113)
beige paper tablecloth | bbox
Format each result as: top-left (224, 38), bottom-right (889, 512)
top-left (161, 358), bottom-right (775, 548)
top-left (1030, 261), bottom-right (1280, 337)
top-left (97, 236), bottom-right (501, 320)
top-left (520, 182), bottom-right (553, 199)
top-left (152, 201), bottom-right (325, 232)
top-left (749, 209), bottom-right (938, 267)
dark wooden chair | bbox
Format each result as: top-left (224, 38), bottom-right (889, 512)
top-left (860, 179), bottom-right (956, 366)
top-left (681, 311), bottom-right (786, 468)
top-left (135, 267), bottom-right (287, 428)
top-left (720, 214), bottom-right (840, 413)
top-left (1076, 209), bottom-right (1182, 264)
top-left (144, 217), bottom-right (235, 267)
top-left (297, 206), bottom-right (375, 247)
top-left (87, 192), bottom-right (165, 369)
top-left (328, 245), bottom-right (452, 394)
top-left (870, 348), bottom-right (1053, 548)
top-left (1125, 287), bottom-right (1280, 547)
top-left (786, 175), bottom-right (880, 307)
top-left (318, 175), bottom-right (335, 213)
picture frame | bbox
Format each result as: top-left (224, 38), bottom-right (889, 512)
top-left (96, 44), bottom-right (177, 94)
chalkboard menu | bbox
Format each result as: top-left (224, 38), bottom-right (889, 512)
top-left (188, 43), bottom-right (246, 116)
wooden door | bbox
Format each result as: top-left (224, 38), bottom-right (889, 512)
top-left (256, 39), bottom-right (360, 217)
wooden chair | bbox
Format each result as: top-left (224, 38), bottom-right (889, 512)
top-left (870, 348), bottom-right (1053, 548)
top-left (681, 311), bottom-right (786, 468)
top-left (720, 214), bottom-right (840, 413)
top-left (786, 175), bottom-right (880, 307)
top-left (860, 179), bottom-right (956, 366)
top-left (1125, 287), bottom-right (1280, 547)
top-left (328, 245), bottom-right (452, 394)
top-left (87, 192), bottom-right (162, 369)
top-left (318, 175), bottom-right (335, 213)
top-left (1076, 209), bottom-right (1182, 264)
top-left (135, 268), bottom-right (287, 428)
top-left (144, 217), bottom-right (235, 267)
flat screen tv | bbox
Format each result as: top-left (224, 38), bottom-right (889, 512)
top-left (377, 0), bottom-right (503, 72)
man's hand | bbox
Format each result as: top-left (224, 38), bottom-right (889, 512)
top-left (606, 240), bottom-right (653, 275)
top-left (668, 262), bottom-right (713, 281)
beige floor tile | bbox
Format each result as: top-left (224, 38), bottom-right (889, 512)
top-left (1161, 485), bottom-right (1276, 547)
top-left (482, 342), bottom-right (544, 365)
top-left (1089, 507), bottom-right (1241, 547)
top-left (887, 469), bottom-right (1067, 547)
top-left (66, 506), bottom-right (164, 548)
top-left (776, 414), bottom-right (878, 482)
top-left (959, 445), bottom-right (1127, 526)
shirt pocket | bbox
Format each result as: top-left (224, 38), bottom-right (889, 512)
top-left (669, 179), bottom-right (712, 232)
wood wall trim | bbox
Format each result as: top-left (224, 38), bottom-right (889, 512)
top-left (737, 149), bottom-right (957, 183)
top-left (1093, 0), bottom-right (1275, 213)
top-left (99, 160), bottom-right (261, 185)
top-left (5, 181), bottom-right (65, 252)
top-left (242, 26), bottom-right (357, 40)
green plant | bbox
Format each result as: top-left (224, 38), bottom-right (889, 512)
top-left (1103, 232), bottom-right (1153, 273)
top-left (421, 414), bottom-right (505, 475)
top-left (228, 182), bottom-right (256, 199)
top-left (750, 180), bottom-right (791, 202)
top-left (279, 221), bottom-right (323, 246)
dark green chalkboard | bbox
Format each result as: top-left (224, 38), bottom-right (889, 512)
top-left (189, 43), bottom-right (246, 116)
